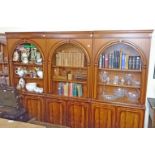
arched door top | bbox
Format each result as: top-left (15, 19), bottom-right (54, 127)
top-left (11, 39), bottom-right (45, 61)
top-left (95, 40), bottom-right (147, 66)
top-left (49, 40), bottom-right (90, 65)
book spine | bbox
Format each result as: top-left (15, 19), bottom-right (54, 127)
top-left (99, 54), bottom-right (103, 68)
top-left (113, 50), bottom-right (116, 68)
top-left (105, 54), bottom-right (109, 68)
top-left (102, 54), bottom-right (105, 68)
top-left (116, 51), bottom-right (120, 68)
top-left (108, 53), bottom-right (112, 68)
top-left (64, 83), bottom-right (68, 96)
top-left (132, 56), bottom-right (136, 69)
top-left (77, 84), bottom-right (83, 97)
top-left (69, 83), bottom-right (73, 97)
top-left (73, 83), bottom-right (78, 96)
top-left (125, 54), bottom-right (129, 69)
top-left (135, 56), bottom-right (141, 70)
top-left (119, 49), bottom-right (122, 69)
top-left (121, 53), bottom-right (126, 69)
top-left (128, 56), bottom-right (132, 69)
top-left (58, 82), bottom-right (63, 96)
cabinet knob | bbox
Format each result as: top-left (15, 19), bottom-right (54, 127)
top-left (87, 44), bottom-right (91, 48)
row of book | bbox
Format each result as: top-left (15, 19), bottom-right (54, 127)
top-left (98, 50), bottom-right (141, 70)
top-left (57, 82), bottom-right (83, 97)
top-left (55, 51), bottom-right (85, 67)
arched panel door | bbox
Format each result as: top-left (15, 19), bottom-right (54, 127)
top-left (10, 40), bottom-right (45, 94)
top-left (0, 41), bottom-right (10, 86)
top-left (94, 40), bottom-right (147, 105)
top-left (48, 41), bottom-right (91, 98)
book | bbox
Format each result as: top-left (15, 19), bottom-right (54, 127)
top-left (73, 83), bottom-right (78, 96)
top-left (69, 83), bottom-right (73, 97)
top-left (128, 56), bottom-right (132, 69)
top-left (77, 84), bottom-right (83, 97)
top-left (58, 82), bottom-right (63, 96)
top-left (135, 56), bottom-right (141, 70)
top-left (105, 53), bottom-right (109, 68)
top-left (108, 53), bottom-right (112, 68)
top-left (121, 52), bottom-right (126, 69)
top-left (99, 54), bottom-right (103, 68)
top-left (64, 83), bottom-right (69, 96)
top-left (119, 49), bottom-right (122, 69)
top-left (102, 54), bottom-right (105, 68)
top-left (125, 54), bottom-right (129, 69)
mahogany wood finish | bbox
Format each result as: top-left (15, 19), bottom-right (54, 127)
top-left (46, 97), bottom-right (67, 126)
top-left (67, 100), bottom-right (90, 128)
top-left (0, 34), bottom-right (10, 85)
top-left (91, 102), bottom-right (116, 128)
top-left (5, 30), bottom-right (153, 128)
top-left (23, 93), bottom-right (45, 122)
top-left (116, 106), bottom-right (144, 128)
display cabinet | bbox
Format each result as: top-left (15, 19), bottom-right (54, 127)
top-left (92, 30), bottom-right (152, 128)
top-left (94, 41), bottom-right (145, 105)
top-left (6, 33), bottom-right (47, 94)
top-left (0, 34), bottom-right (9, 85)
top-left (5, 31), bottom-right (153, 128)
top-left (11, 42), bottom-right (44, 93)
top-left (47, 36), bottom-right (92, 99)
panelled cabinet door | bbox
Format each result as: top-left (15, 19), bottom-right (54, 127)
top-left (67, 101), bottom-right (89, 128)
top-left (46, 98), bottom-right (66, 126)
top-left (91, 103), bottom-right (116, 128)
top-left (23, 95), bottom-right (45, 122)
top-left (116, 107), bottom-right (144, 128)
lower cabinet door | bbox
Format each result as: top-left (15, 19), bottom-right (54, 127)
top-left (23, 95), bottom-right (45, 121)
top-left (116, 107), bottom-right (145, 128)
top-left (91, 103), bottom-right (116, 128)
top-left (67, 101), bottom-right (89, 128)
top-left (46, 99), bottom-right (66, 126)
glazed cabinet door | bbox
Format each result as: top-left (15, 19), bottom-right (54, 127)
top-left (23, 95), bottom-right (45, 121)
top-left (91, 102), bottom-right (116, 128)
top-left (46, 98), bottom-right (66, 126)
top-left (116, 107), bottom-right (144, 128)
top-left (67, 100), bottom-right (89, 128)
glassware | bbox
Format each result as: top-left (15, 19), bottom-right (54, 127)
top-left (100, 71), bottom-right (108, 83)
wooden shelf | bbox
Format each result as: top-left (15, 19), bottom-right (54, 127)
top-left (0, 74), bottom-right (9, 76)
top-left (52, 65), bottom-right (87, 70)
top-left (98, 82), bottom-right (141, 89)
top-left (0, 62), bottom-right (8, 65)
top-left (15, 76), bottom-right (43, 80)
top-left (13, 62), bottom-right (43, 67)
top-left (52, 79), bottom-right (87, 84)
top-left (98, 68), bottom-right (142, 73)
top-left (97, 95), bottom-right (140, 105)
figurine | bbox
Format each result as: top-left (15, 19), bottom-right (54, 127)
top-left (21, 47), bottom-right (29, 64)
top-left (13, 49), bottom-right (19, 61)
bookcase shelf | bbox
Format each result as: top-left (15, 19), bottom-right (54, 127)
top-left (0, 42), bottom-right (9, 85)
top-left (98, 68), bottom-right (142, 73)
top-left (50, 42), bottom-right (89, 98)
top-left (13, 62), bottom-right (43, 67)
top-left (52, 65), bottom-right (87, 70)
top-left (53, 79), bottom-right (87, 84)
top-left (95, 41), bottom-right (144, 105)
top-left (11, 41), bottom-right (44, 92)
top-left (6, 31), bottom-right (152, 128)
top-left (98, 82), bottom-right (141, 89)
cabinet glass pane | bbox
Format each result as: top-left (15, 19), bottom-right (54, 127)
top-left (51, 43), bottom-right (88, 98)
top-left (97, 43), bottom-right (142, 104)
